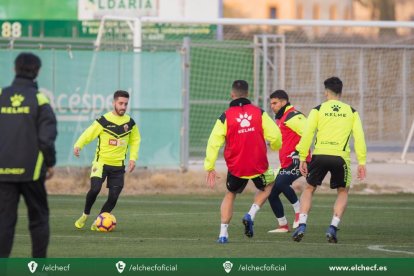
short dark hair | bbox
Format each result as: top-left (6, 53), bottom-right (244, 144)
top-left (232, 80), bottom-right (249, 96)
top-left (324, 77), bottom-right (343, 94)
top-left (15, 52), bottom-right (41, 80)
top-left (270, 90), bottom-right (289, 101)
top-left (113, 90), bottom-right (129, 100)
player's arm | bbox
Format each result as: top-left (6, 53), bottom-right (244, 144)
top-left (285, 113), bottom-right (307, 136)
top-left (204, 115), bottom-right (226, 189)
top-left (127, 125), bottom-right (141, 172)
top-left (204, 116), bottom-right (226, 172)
top-left (128, 125), bottom-right (141, 161)
top-left (352, 111), bottom-right (367, 180)
top-left (262, 111), bottom-right (282, 151)
top-left (73, 120), bottom-right (103, 156)
top-left (296, 108), bottom-right (318, 161)
top-left (352, 111), bottom-right (367, 165)
top-left (36, 93), bottom-right (58, 173)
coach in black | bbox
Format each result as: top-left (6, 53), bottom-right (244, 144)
top-left (0, 52), bottom-right (57, 257)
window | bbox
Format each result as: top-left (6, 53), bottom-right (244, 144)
top-left (344, 6), bottom-right (351, 20)
top-left (313, 4), bottom-right (320, 36)
top-left (330, 5), bottom-right (337, 20)
top-left (297, 4), bottom-right (304, 19)
top-left (269, 6), bottom-right (277, 19)
top-left (313, 4), bottom-right (320, 19)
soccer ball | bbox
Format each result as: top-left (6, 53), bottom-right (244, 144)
top-left (95, 212), bottom-right (116, 232)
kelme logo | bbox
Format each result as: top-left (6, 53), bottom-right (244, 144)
top-left (10, 94), bottom-right (25, 107)
top-left (236, 113), bottom-right (252, 127)
top-left (331, 105), bottom-right (341, 112)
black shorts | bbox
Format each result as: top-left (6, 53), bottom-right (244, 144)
top-left (91, 163), bottom-right (125, 189)
top-left (226, 170), bottom-right (274, 194)
top-left (306, 155), bottom-right (351, 189)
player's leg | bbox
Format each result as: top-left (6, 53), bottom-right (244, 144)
top-left (283, 184), bottom-right (301, 229)
top-left (268, 169), bottom-right (297, 232)
top-left (333, 187), bottom-right (349, 221)
top-left (85, 177), bottom-right (105, 214)
top-left (282, 165), bottom-right (302, 228)
top-left (75, 162), bottom-right (106, 229)
top-left (269, 165), bottom-right (302, 233)
top-left (218, 191), bottom-right (236, 243)
top-left (293, 155), bottom-right (327, 242)
top-left (268, 173), bottom-right (288, 233)
top-left (100, 165), bottom-right (125, 213)
top-left (0, 182), bottom-right (20, 257)
top-left (20, 178), bottom-right (49, 257)
top-left (326, 157), bottom-right (351, 243)
top-left (217, 172), bottom-right (247, 243)
top-left (243, 167), bottom-right (276, 238)
top-left (292, 184), bottom-right (316, 240)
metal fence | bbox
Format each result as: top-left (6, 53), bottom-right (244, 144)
top-left (2, 22), bottom-right (414, 163)
top-left (187, 39), bottom-right (414, 156)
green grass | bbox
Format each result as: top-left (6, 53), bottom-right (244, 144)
top-left (10, 193), bottom-right (414, 258)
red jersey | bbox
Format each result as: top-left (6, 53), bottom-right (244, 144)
top-left (276, 106), bottom-right (311, 168)
top-left (224, 99), bottom-right (268, 177)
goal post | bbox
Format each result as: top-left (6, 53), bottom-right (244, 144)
top-left (402, 119), bottom-right (414, 161)
top-left (95, 15), bottom-right (142, 52)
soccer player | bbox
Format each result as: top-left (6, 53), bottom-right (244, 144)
top-left (204, 80), bottom-right (282, 244)
top-left (267, 90), bottom-right (310, 233)
top-left (74, 90), bottom-right (141, 230)
top-left (292, 77), bottom-right (367, 243)
top-left (0, 53), bottom-right (57, 257)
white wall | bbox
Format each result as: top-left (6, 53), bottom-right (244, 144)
top-left (158, 0), bottom-right (219, 19)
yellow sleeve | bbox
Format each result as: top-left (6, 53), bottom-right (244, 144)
top-left (285, 114), bottom-right (307, 136)
top-left (128, 125), bottom-right (141, 161)
top-left (36, 92), bottom-right (50, 106)
top-left (262, 112), bottom-right (282, 151)
top-left (204, 119), bottom-right (226, 171)
top-left (296, 109), bottom-right (318, 161)
top-left (352, 112), bottom-right (367, 165)
top-left (74, 121), bottom-right (103, 149)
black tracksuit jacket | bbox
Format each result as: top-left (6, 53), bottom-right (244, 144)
top-left (0, 77), bottom-right (57, 182)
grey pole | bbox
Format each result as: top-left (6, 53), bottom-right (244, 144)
top-left (217, 0), bottom-right (224, 41)
top-left (402, 49), bottom-right (407, 140)
top-left (181, 37), bottom-right (191, 171)
top-left (253, 35), bottom-right (260, 106)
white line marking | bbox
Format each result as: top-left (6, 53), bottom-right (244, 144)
top-left (368, 245), bottom-right (414, 255)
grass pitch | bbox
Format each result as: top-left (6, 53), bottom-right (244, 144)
top-left (10, 193), bottom-right (414, 258)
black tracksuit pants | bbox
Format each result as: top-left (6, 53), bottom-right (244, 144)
top-left (0, 178), bottom-right (49, 257)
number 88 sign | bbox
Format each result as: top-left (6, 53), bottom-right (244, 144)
top-left (1, 21), bottom-right (22, 38)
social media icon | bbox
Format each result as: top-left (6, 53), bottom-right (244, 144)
top-left (27, 261), bottom-right (38, 273)
top-left (116, 261), bottom-right (126, 273)
top-left (223, 261), bottom-right (233, 273)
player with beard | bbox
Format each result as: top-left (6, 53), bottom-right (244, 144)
top-left (74, 90), bottom-right (141, 230)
